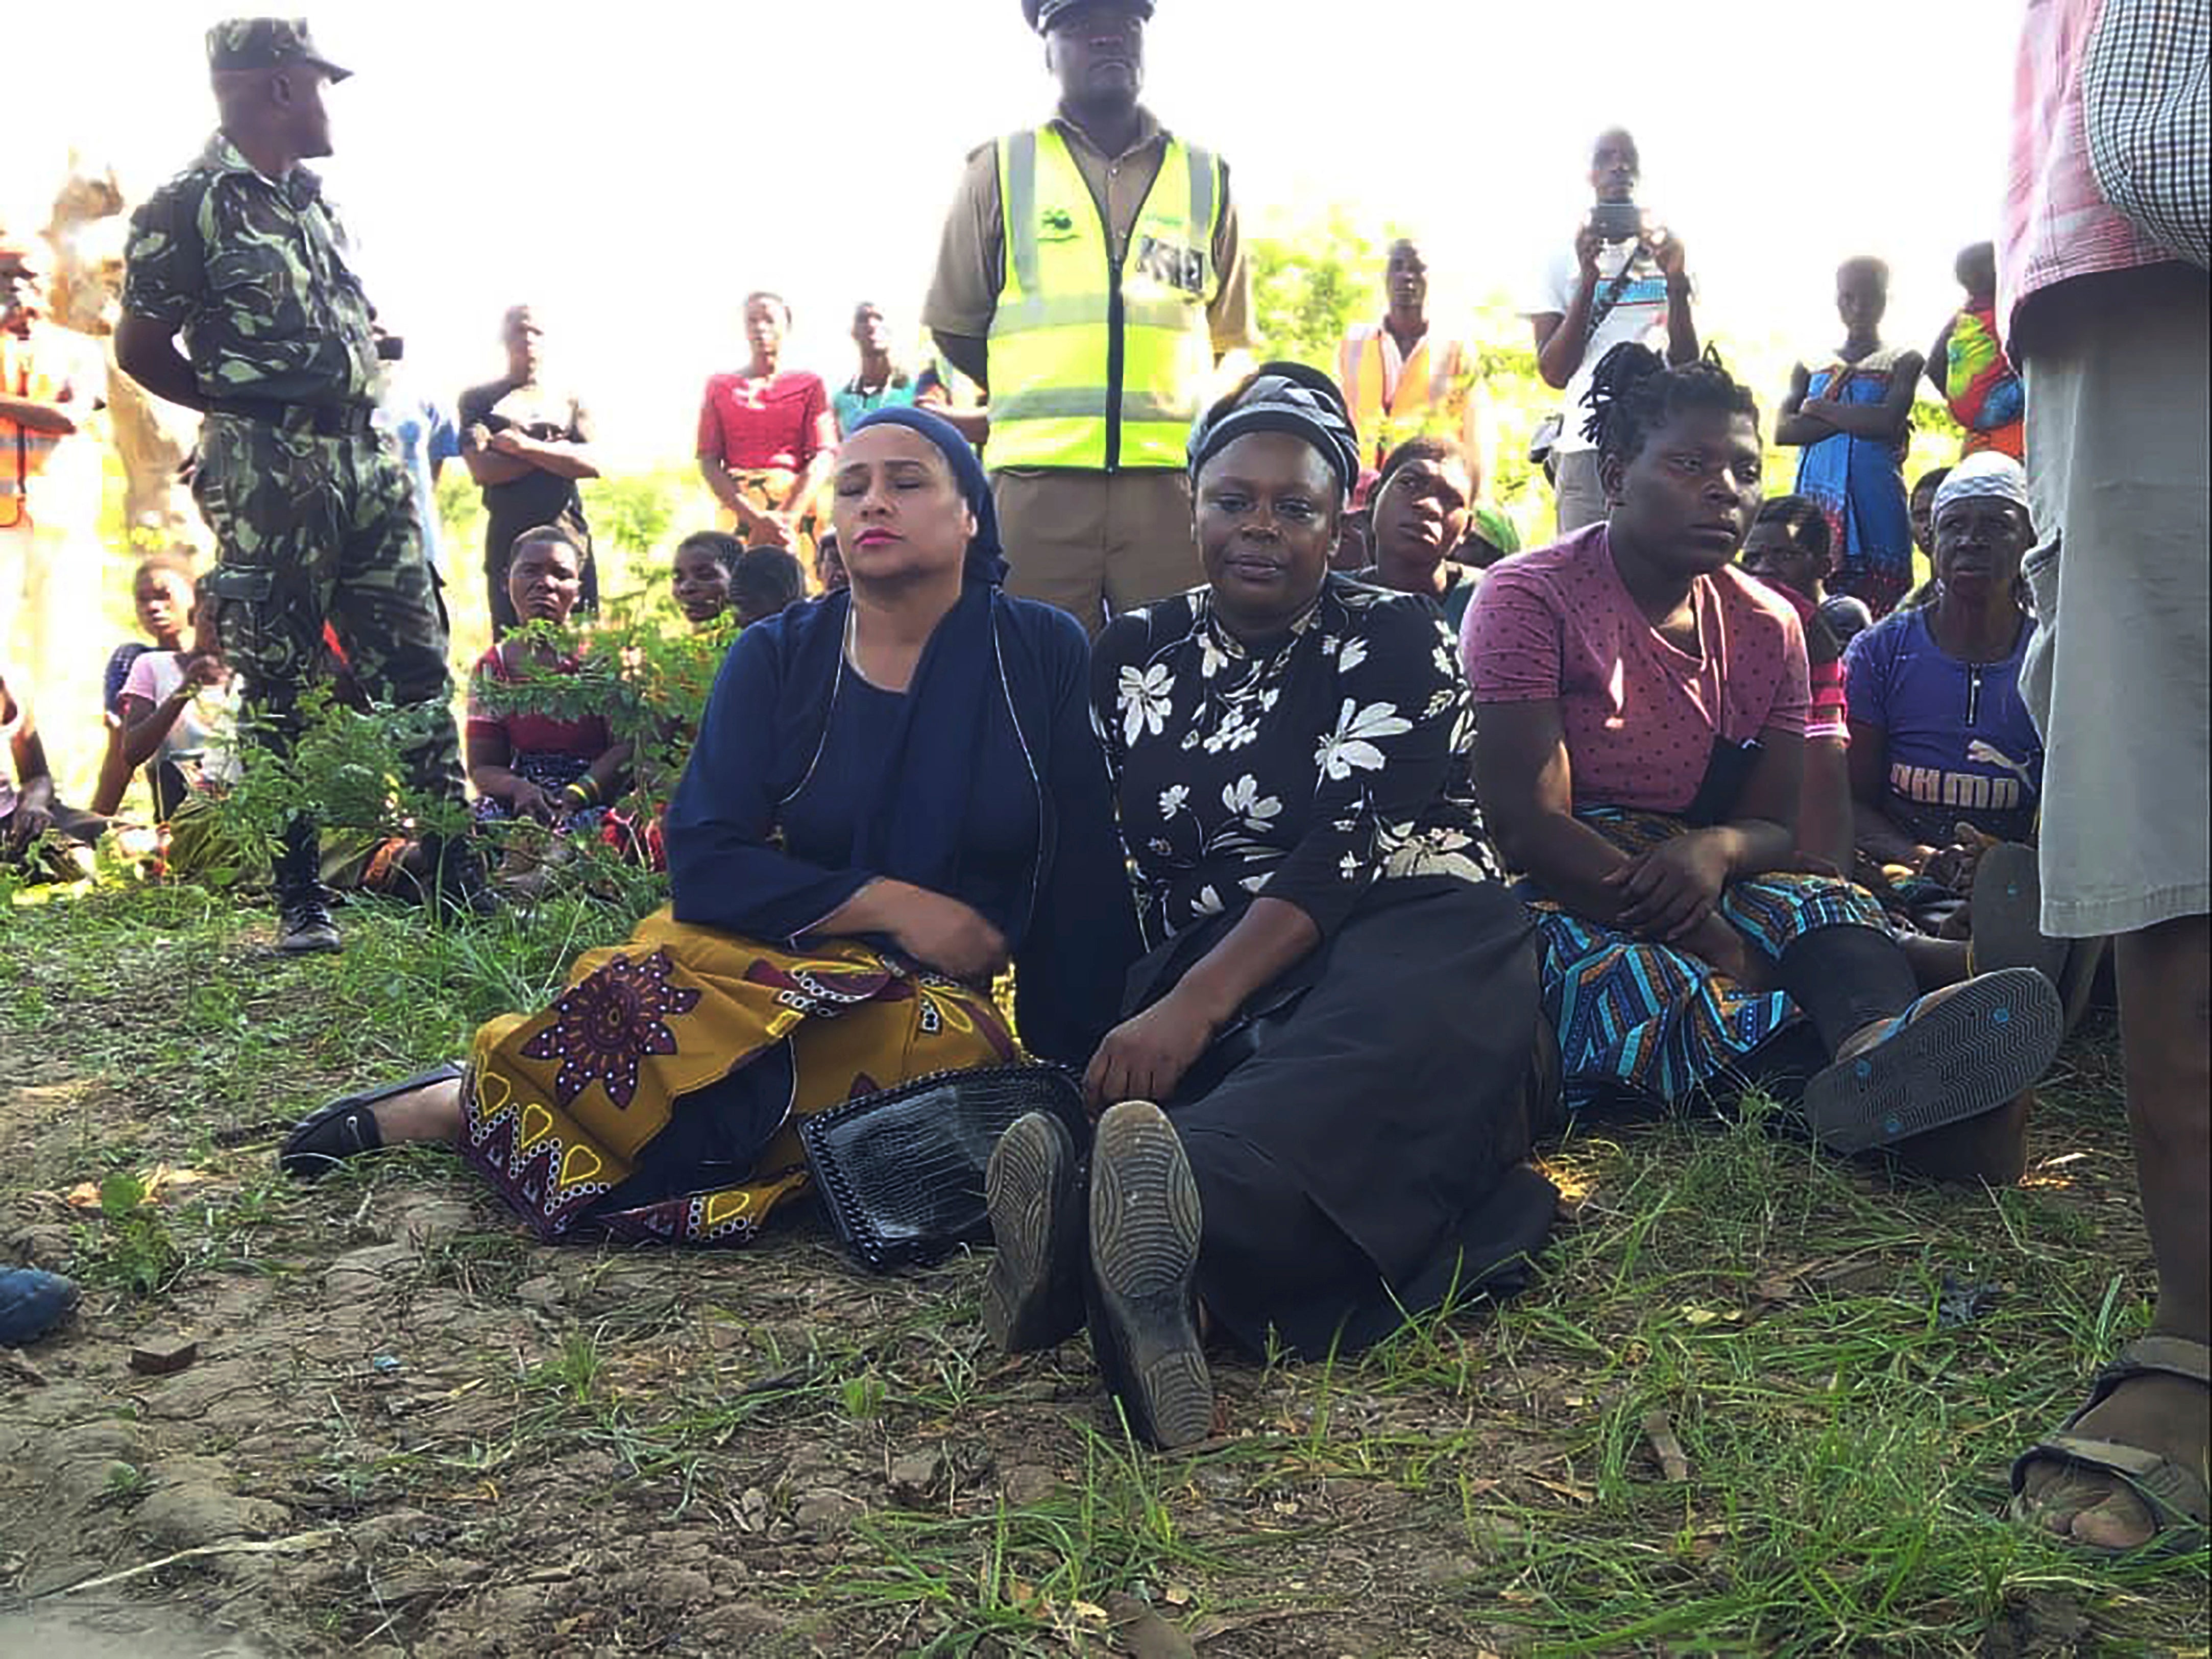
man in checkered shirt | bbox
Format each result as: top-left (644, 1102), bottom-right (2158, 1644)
top-left (2001, 0), bottom-right (2209, 1555)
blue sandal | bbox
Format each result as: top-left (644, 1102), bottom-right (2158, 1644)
top-left (1803, 967), bottom-right (2061, 1155)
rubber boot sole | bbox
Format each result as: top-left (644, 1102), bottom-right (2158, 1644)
top-left (1805, 967), bottom-right (2062, 1156)
top-left (981, 1111), bottom-right (1085, 1353)
top-left (1086, 1102), bottom-right (1211, 1451)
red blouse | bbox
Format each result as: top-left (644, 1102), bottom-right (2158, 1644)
top-left (695, 370), bottom-right (832, 473)
top-left (465, 645), bottom-right (612, 759)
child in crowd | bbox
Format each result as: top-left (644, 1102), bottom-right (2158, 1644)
top-left (108, 626), bottom-right (240, 819)
top-left (813, 528), bottom-right (848, 593)
top-left (1926, 243), bottom-right (2025, 462)
top-left (104, 555), bottom-right (196, 713)
top-left (1900, 466), bottom-right (1951, 611)
top-left (1355, 436), bottom-right (1484, 628)
top-left (670, 530), bottom-right (740, 626)
top-left (466, 526), bottom-right (635, 869)
top-left (93, 556), bottom-right (200, 816)
top-left (1737, 496), bottom-right (1856, 875)
top-left (731, 546), bottom-right (806, 626)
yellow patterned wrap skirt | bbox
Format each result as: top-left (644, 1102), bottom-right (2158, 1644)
top-left (458, 907), bottom-right (1017, 1246)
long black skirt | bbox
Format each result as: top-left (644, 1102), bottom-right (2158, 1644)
top-left (1145, 876), bottom-right (1555, 1358)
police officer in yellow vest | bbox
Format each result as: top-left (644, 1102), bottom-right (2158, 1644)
top-left (923, 0), bottom-right (1252, 633)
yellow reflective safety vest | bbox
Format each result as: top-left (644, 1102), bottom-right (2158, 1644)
top-left (987, 125), bottom-right (1223, 472)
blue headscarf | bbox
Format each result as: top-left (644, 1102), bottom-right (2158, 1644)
top-left (843, 405), bottom-right (1008, 585)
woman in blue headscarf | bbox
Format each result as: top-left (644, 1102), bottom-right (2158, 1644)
top-left (278, 408), bottom-right (1139, 1247)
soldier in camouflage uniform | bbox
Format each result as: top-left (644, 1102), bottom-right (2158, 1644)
top-left (116, 17), bottom-right (491, 951)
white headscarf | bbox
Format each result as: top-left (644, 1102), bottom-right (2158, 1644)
top-left (1931, 451), bottom-right (2031, 520)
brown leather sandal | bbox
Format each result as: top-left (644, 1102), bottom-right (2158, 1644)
top-left (2009, 1333), bottom-right (2210, 1556)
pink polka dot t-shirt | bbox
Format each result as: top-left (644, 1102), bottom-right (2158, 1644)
top-left (1461, 524), bottom-right (1810, 816)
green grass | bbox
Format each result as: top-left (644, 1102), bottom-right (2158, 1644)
top-left (2, 883), bottom-right (2204, 1656)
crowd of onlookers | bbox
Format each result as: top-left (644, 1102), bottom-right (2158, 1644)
top-left (1, 217), bottom-right (2040, 932)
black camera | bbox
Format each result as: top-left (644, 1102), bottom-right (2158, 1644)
top-left (1588, 201), bottom-right (1643, 244)
top-left (375, 334), bottom-right (405, 361)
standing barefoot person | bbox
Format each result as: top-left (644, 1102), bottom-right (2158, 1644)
top-left (2002, 0), bottom-right (2209, 1554)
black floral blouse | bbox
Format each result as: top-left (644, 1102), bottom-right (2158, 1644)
top-left (1091, 574), bottom-right (1503, 949)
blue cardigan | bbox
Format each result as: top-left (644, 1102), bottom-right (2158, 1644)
top-left (664, 587), bottom-right (1137, 1066)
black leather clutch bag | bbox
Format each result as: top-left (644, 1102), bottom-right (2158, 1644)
top-left (798, 1063), bottom-right (1088, 1273)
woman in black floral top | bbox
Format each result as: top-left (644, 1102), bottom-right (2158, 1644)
top-left (980, 367), bottom-right (1555, 1450)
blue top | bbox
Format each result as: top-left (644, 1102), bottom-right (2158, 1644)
top-left (831, 373), bottom-right (922, 439)
top-left (664, 583), bottom-right (1138, 1064)
top-left (384, 395), bottom-right (462, 576)
top-left (1844, 605), bottom-right (2043, 844)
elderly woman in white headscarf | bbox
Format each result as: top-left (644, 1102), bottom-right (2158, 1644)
top-left (1840, 453), bottom-right (2094, 1003)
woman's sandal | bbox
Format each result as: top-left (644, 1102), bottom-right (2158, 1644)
top-left (2009, 1334), bottom-right (2210, 1556)
top-left (1802, 967), bottom-right (2062, 1156)
top-left (278, 1063), bottom-right (464, 1182)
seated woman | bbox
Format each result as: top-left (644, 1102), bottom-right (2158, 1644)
top-left (1354, 435), bottom-right (1484, 629)
top-left (279, 407), bottom-right (1135, 1249)
top-left (669, 530), bottom-right (740, 627)
top-left (983, 367), bottom-right (1554, 1450)
top-left (1845, 453), bottom-right (2086, 995)
top-left (0, 658), bottom-right (104, 874)
top-left (1737, 495), bottom-right (1854, 875)
top-left (467, 525), bottom-right (634, 836)
top-left (1464, 344), bottom-right (2062, 1183)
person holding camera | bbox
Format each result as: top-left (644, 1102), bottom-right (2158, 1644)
top-left (1524, 128), bottom-right (1697, 536)
top-left (115, 18), bottom-right (492, 950)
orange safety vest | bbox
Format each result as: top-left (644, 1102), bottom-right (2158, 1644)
top-left (1337, 323), bottom-right (1473, 468)
top-left (0, 331), bottom-right (66, 531)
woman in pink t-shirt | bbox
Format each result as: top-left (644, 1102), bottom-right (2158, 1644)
top-left (1463, 344), bottom-right (2058, 1182)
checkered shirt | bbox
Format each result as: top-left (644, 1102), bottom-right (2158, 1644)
top-left (2001, 0), bottom-right (2210, 347)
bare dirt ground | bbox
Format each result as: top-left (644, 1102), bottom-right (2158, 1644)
top-left (0, 1038), bottom-right (1520, 1656)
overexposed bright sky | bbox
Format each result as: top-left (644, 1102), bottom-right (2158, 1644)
top-left (17, 2), bottom-right (2015, 465)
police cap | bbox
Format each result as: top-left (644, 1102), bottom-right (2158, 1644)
top-left (1024, 0), bottom-right (1154, 34)
top-left (206, 18), bottom-right (353, 82)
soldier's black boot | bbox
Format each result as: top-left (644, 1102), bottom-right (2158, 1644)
top-left (272, 819), bottom-right (342, 956)
top-left (418, 831), bottom-right (499, 922)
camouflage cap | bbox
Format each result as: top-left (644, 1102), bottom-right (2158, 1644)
top-left (206, 18), bottom-right (353, 81)
top-left (1024, 0), bottom-right (1153, 33)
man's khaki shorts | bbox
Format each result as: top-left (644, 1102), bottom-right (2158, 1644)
top-left (2021, 261), bottom-right (2210, 938)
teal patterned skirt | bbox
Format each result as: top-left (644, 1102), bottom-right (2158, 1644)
top-left (1527, 810), bottom-right (1887, 1113)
